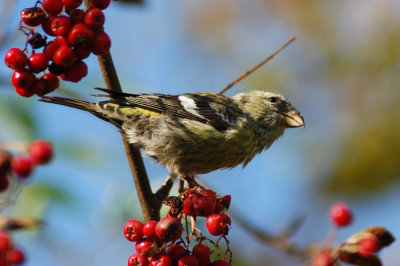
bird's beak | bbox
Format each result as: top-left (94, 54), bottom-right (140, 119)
top-left (281, 109), bottom-right (305, 128)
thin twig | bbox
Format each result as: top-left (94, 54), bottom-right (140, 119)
top-left (230, 209), bottom-right (313, 258)
top-left (219, 37), bottom-right (296, 95)
top-left (0, 216), bottom-right (44, 231)
top-left (84, 0), bottom-right (161, 221)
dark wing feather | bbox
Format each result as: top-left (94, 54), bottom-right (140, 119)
top-left (95, 88), bottom-right (242, 130)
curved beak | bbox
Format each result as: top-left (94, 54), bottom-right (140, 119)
top-left (281, 109), bottom-right (305, 128)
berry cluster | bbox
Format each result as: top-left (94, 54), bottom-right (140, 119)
top-left (0, 140), bottom-right (53, 192)
top-left (0, 230), bottom-right (25, 265)
top-left (4, 0), bottom-right (111, 97)
top-left (311, 202), bottom-right (395, 266)
top-left (124, 188), bottom-right (232, 266)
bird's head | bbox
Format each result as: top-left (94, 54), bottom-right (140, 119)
top-left (233, 90), bottom-right (304, 130)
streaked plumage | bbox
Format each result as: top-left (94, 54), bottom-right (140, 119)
top-left (40, 89), bottom-right (304, 178)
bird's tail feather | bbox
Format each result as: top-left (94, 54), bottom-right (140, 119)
top-left (40, 96), bottom-right (123, 128)
top-left (39, 96), bottom-right (91, 112)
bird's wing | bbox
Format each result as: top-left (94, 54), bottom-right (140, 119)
top-left (95, 88), bottom-right (243, 131)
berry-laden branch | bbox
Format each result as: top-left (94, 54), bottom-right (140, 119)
top-left (3, 0), bottom-right (172, 222)
top-left (0, 139), bottom-right (54, 265)
top-left (83, 0), bottom-right (164, 221)
top-left (7, 0), bottom-right (170, 221)
top-left (232, 202), bottom-right (395, 266)
top-left (124, 188), bottom-right (234, 265)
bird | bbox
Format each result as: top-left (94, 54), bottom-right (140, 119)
top-left (40, 88), bottom-right (304, 183)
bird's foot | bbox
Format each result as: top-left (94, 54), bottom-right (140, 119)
top-left (180, 176), bottom-right (204, 192)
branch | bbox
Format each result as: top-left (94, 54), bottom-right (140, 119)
top-left (84, 1), bottom-right (162, 221)
top-left (219, 37), bottom-right (296, 95)
top-left (230, 209), bottom-right (313, 258)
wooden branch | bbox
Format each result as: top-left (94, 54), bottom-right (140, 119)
top-left (84, 0), bottom-right (162, 221)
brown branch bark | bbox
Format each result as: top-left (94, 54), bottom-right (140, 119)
top-left (84, 1), bottom-right (167, 221)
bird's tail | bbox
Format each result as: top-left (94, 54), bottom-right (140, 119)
top-left (40, 96), bottom-right (123, 128)
top-left (39, 96), bottom-right (92, 112)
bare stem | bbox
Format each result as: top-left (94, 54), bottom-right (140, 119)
top-left (219, 37), bottom-right (296, 95)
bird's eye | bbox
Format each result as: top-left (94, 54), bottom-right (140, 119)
top-left (269, 97), bottom-right (277, 103)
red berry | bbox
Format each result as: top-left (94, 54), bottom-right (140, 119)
top-left (28, 53), bottom-right (49, 73)
top-left (311, 251), bottom-right (334, 266)
top-left (135, 238), bottom-right (157, 258)
top-left (11, 156), bottom-right (34, 178)
top-left (166, 244), bottom-right (186, 263)
top-left (359, 236), bottom-right (379, 253)
top-left (124, 219), bottom-right (144, 242)
top-left (42, 0), bottom-right (63, 16)
top-left (89, 0), bottom-right (111, 9)
top-left (128, 253), bottom-right (149, 266)
top-left (193, 191), bottom-right (215, 217)
top-left (143, 220), bottom-right (158, 239)
top-left (40, 73), bottom-right (60, 91)
top-left (29, 140), bottom-right (53, 164)
top-left (150, 254), bottom-right (172, 266)
top-left (210, 260), bottom-right (231, 266)
top-left (32, 79), bottom-right (48, 97)
top-left (213, 201), bottom-right (224, 214)
top-left (53, 46), bottom-right (77, 68)
top-left (0, 231), bottom-right (11, 252)
top-left (84, 8), bottom-right (105, 30)
top-left (205, 214), bottom-right (231, 236)
top-left (60, 60), bottom-right (87, 82)
top-left (43, 41), bottom-right (60, 60)
top-left (4, 48), bottom-right (28, 70)
top-left (73, 46), bottom-right (91, 60)
top-left (6, 249), bottom-right (25, 264)
top-left (20, 7), bottom-right (46, 26)
top-left (55, 36), bottom-right (70, 47)
top-left (51, 15), bottom-right (72, 36)
top-left (200, 189), bottom-right (216, 200)
top-left (11, 70), bottom-right (35, 89)
top-left (178, 255), bottom-right (199, 266)
top-left (42, 16), bottom-right (56, 36)
top-left (155, 217), bottom-right (182, 242)
top-left (15, 86), bottom-right (35, 98)
top-left (68, 23), bottom-right (94, 48)
top-left (329, 202), bottom-right (352, 227)
top-left (192, 244), bottom-right (211, 266)
top-left (0, 151), bottom-right (12, 175)
top-left (183, 190), bottom-right (217, 217)
top-left (62, 0), bottom-right (83, 9)
top-left (69, 9), bottom-right (86, 24)
top-left (91, 31), bottom-right (111, 55)
top-left (182, 196), bottom-right (196, 216)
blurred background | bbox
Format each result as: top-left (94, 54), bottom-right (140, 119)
top-left (0, 0), bottom-right (399, 265)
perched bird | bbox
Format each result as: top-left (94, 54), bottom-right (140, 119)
top-left (40, 89), bottom-right (304, 180)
